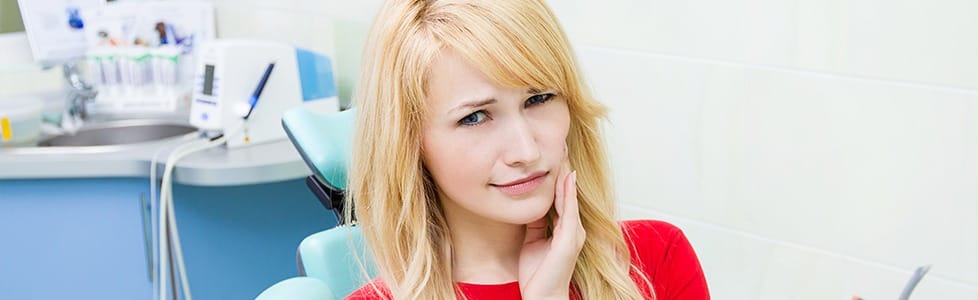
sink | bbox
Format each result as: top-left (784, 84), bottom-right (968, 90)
top-left (0, 119), bottom-right (199, 155)
top-left (38, 119), bottom-right (198, 147)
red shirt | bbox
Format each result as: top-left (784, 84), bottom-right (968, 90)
top-left (347, 219), bottom-right (710, 299)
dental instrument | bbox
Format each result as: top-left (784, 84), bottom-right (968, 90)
top-left (898, 265), bottom-right (931, 300)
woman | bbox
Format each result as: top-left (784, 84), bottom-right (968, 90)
top-left (346, 0), bottom-right (709, 299)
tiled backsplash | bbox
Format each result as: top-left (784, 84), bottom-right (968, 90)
top-left (585, 45), bottom-right (976, 298)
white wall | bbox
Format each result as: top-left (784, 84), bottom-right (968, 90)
top-left (0, 33), bottom-right (62, 98)
top-left (545, 0), bottom-right (976, 299)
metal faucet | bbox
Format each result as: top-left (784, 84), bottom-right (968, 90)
top-left (61, 62), bottom-right (97, 132)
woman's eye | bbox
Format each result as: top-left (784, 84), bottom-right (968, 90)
top-left (525, 93), bottom-right (555, 107)
top-left (459, 110), bottom-right (489, 126)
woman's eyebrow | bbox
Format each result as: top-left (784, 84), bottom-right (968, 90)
top-left (450, 98), bottom-right (496, 115)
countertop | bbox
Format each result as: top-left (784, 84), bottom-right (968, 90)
top-left (0, 132), bottom-right (312, 186)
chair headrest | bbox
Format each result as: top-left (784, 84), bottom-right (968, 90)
top-left (282, 108), bottom-right (355, 190)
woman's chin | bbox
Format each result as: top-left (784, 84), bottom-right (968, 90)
top-left (494, 195), bottom-right (554, 225)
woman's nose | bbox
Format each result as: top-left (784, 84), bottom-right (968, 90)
top-left (501, 116), bottom-right (542, 167)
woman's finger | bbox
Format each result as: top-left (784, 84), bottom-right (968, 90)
top-left (553, 161), bottom-right (568, 218)
top-left (554, 153), bottom-right (572, 216)
top-left (554, 168), bottom-right (567, 217)
top-left (523, 217), bottom-right (549, 244)
top-left (553, 171), bottom-right (581, 248)
top-left (565, 171), bottom-right (580, 233)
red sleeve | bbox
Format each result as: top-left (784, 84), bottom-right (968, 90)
top-left (345, 280), bottom-right (391, 300)
top-left (622, 220), bottom-right (710, 300)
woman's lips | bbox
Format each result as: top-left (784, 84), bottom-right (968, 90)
top-left (492, 172), bottom-right (548, 196)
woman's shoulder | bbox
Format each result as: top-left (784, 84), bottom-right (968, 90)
top-left (619, 219), bottom-right (687, 247)
top-left (618, 219), bottom-right (711, 299)
top-left (345, 280), bottom-right (390, 300)
top-left (618, 219), bottom-right (693, 260)
top-left (620, 219), bottom-right (683, 234)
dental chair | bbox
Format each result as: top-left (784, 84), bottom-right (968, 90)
top-left (256, 108), bottom-right (375, 300)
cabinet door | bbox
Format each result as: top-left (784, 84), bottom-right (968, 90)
top-left (171, 179), bottom-right (337, 300)
top-left (0, 178), bottom-right (152, 300)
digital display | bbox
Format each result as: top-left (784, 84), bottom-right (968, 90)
top-left (203, 64), bottom-right (215, 96)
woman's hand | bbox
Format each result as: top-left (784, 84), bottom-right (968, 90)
top-left (518, 158), bottom-right (586, 299)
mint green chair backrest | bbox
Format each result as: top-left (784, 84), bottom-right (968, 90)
top-left (277, 107), bottom-right (376, 299)
top-left (256, 226), bottom-right (376, 300)
top-left (281, 107), bottom-right (355, 190)
top-left (299, 225), bottom-right (376, 299)
top-left (256, 277), bottom-right (336, 300)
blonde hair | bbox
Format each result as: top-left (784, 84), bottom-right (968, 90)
top-left (347, 0), bottom-right (654, 299)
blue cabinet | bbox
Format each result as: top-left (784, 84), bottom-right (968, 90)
top-left (0, 178), bottom-right (335, 300)
top-left (170, 179), bottom-right (337, 299)
top-left (0, 178), bottom-right (153, 300)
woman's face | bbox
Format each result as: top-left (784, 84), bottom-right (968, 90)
top-left (421, 49), bottom-right (570, 225)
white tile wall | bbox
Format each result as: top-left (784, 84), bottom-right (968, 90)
top-left (620, 204), bottom-right (978, 299)
top-left (547, 0), bottom-right (978, 89)
top-left (585, 45), bottom-right (977, 297)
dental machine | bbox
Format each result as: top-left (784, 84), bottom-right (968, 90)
top-left (152, 40), bottom-right (338, 300)
top-left (189, 40), bottom-right (339, 148)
